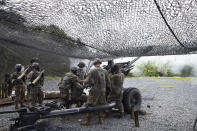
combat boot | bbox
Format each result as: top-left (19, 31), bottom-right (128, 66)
top-left (119, 112), bottom-right (124, 118)
top-left (98, 112), bottom-right (104, 124)
top-left (15, 104), bottom-right (19, 109)
top-left (81, 113), bottom-right (91, 126)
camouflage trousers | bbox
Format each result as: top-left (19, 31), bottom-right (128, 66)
top-left (15, 84), bottom-right (26, 105)
top-left (86, 89), bottom-right (106, 106)
top-left (30, 86), bottom-right (43, 106)
top-left (59, 87), bottom-right (70, 108)
top-left (85, 89), bottom-right (106, 122)
top-left (108, 94), bottom-right (124, 115)
top-left (26, 85), bottom-right (31, 104)
top-left (60, 93), bottom-right (87, 108)
top-left (71, 94), bottom-right (87, 107)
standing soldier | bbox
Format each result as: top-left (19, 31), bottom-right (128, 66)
top-left (4, 73), bottom-right (13, 96)
top-left (26, 57), bottom-right (39, 106)
top-left (11, 64), bottom-right (26, 109)
top-left (59, 67), bottom-right (86, 108)
top-left (104, 60), bottom-right (114, 73)
top-left (108, 64), bottom-right (125, 117)
top-left (28, 63), bottom-right (44, 106)
top-left (81, 58), bottom-right (111, 125)
top-left (77, 62), bottom-right (86, 80)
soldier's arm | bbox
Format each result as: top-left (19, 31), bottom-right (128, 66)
top-left (83, 70), bottom-right (92, 86)
top-left (10, 73), bottom-right (16, 84)
top-left (76, 77), bottom-right (84, 84)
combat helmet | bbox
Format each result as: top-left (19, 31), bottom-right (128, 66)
top-left (78, 62), bottom-right (86, 68)
top-left (15, 64), bottom-right (22, 71)
top-left (71, 66), bottom-right (78, 74)
top-left (111, 64), bottom-right (120, 74)
top-left (32, 62), bottom-right (39, 70)
top-left (93, 58), bottom-right (102, 65)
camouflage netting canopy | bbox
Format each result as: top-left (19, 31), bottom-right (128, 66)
top-left (1, 0), bottom-right (197, 59)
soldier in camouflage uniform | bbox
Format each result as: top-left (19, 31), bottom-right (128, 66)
top-left (77, 62), bottom-right (86, 80)
top-left (11, 64), bottom-right (26, 109)
top-left (108, 64), bottom-right (125, 117)
top-left (59, 67), bottom-right (86, 108)
top-left (4, 73), bottom-right (13, 96)
top-left (28, 63), bottom-right (44, 106)
top-left (81, 58), bottom-right (111, 125)
top-left (26, 57), bottom-right (39, 106)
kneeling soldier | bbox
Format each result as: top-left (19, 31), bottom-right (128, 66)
top-left (11, 64), bottom-right (26, 109)
top-left (28, 63), bottom-right (44, 106)
top-left (108, 64), bottom-right (125, 117)
top-left (59, 67), bottom-right (86, 108)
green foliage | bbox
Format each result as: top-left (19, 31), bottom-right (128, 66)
top-left (139, 61), bottom-right (159, 76)
top-left (180, 65), bottom-right (194, 77)
top-left (45, 76), bottom-right (61, 81)
top-left (127, 72), bottom-right (134, 77)
top-left (138, 61), bottom-right (174, 77)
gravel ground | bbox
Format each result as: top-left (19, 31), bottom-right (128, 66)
top-left (0, 78), bottom-right (197, 131)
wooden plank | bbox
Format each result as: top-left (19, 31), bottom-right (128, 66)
top-left (0, 91), bottom-right (60, 105)
top-left (0, 97), bottom-right (14, 105)
top-left (43, 91), bottom-right (60, 99)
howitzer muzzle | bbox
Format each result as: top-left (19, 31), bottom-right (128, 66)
top-left (0, 108), bottom-right (27, 114)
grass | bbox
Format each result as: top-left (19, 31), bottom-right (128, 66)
top-left (45, 76), bottom-right (61, 81)
top-left (159, 85), bottom-right (173, 88)
top-left (126, 76), bottom-right (197, 80)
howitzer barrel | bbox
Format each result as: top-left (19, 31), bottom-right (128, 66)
top-left (41, 102), bottom-right (116, 119)
top-left (0, 108), bottom-right (27, 114)
top-left (10, 102), bottom-right (116, 130)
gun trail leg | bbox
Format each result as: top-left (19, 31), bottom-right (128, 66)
top-left (134, 111), bottom-right (139, 127)
top-left (130, 106), bottom-right (135, 119)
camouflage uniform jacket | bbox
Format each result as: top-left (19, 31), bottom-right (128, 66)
top-left (108, 72), bottom-right (125, 100)
top-left (76, 68), bottom-right (86, 80)
top-left (60, 72), bottom-right (83, 99)
top-left (11, 71), bottom-right (26, 85)
top-left (29, 71), bottom-right (44, 87)
top-left (84, 66), bottom-right (111, 106)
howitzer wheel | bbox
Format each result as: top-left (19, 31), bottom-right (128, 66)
top-left (123, 87), bottom-right (142, 114)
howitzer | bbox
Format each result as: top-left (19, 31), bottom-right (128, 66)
top-left (17, 66), bottom-right (30, 80)
top-left (104, 56), bottom-right (141, 76)
top-left (116, 56), bottom-right (141, 76)
top-left (32, 70), bottom-right (45, 85)
top-left (104, 46), bottom-right (153, 76)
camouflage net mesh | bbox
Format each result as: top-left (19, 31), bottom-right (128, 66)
top-left (1, 0), bottom-right (197, 59)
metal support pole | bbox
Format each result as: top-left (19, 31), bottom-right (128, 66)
top-left (193, 116), bottom-right (197, 130)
